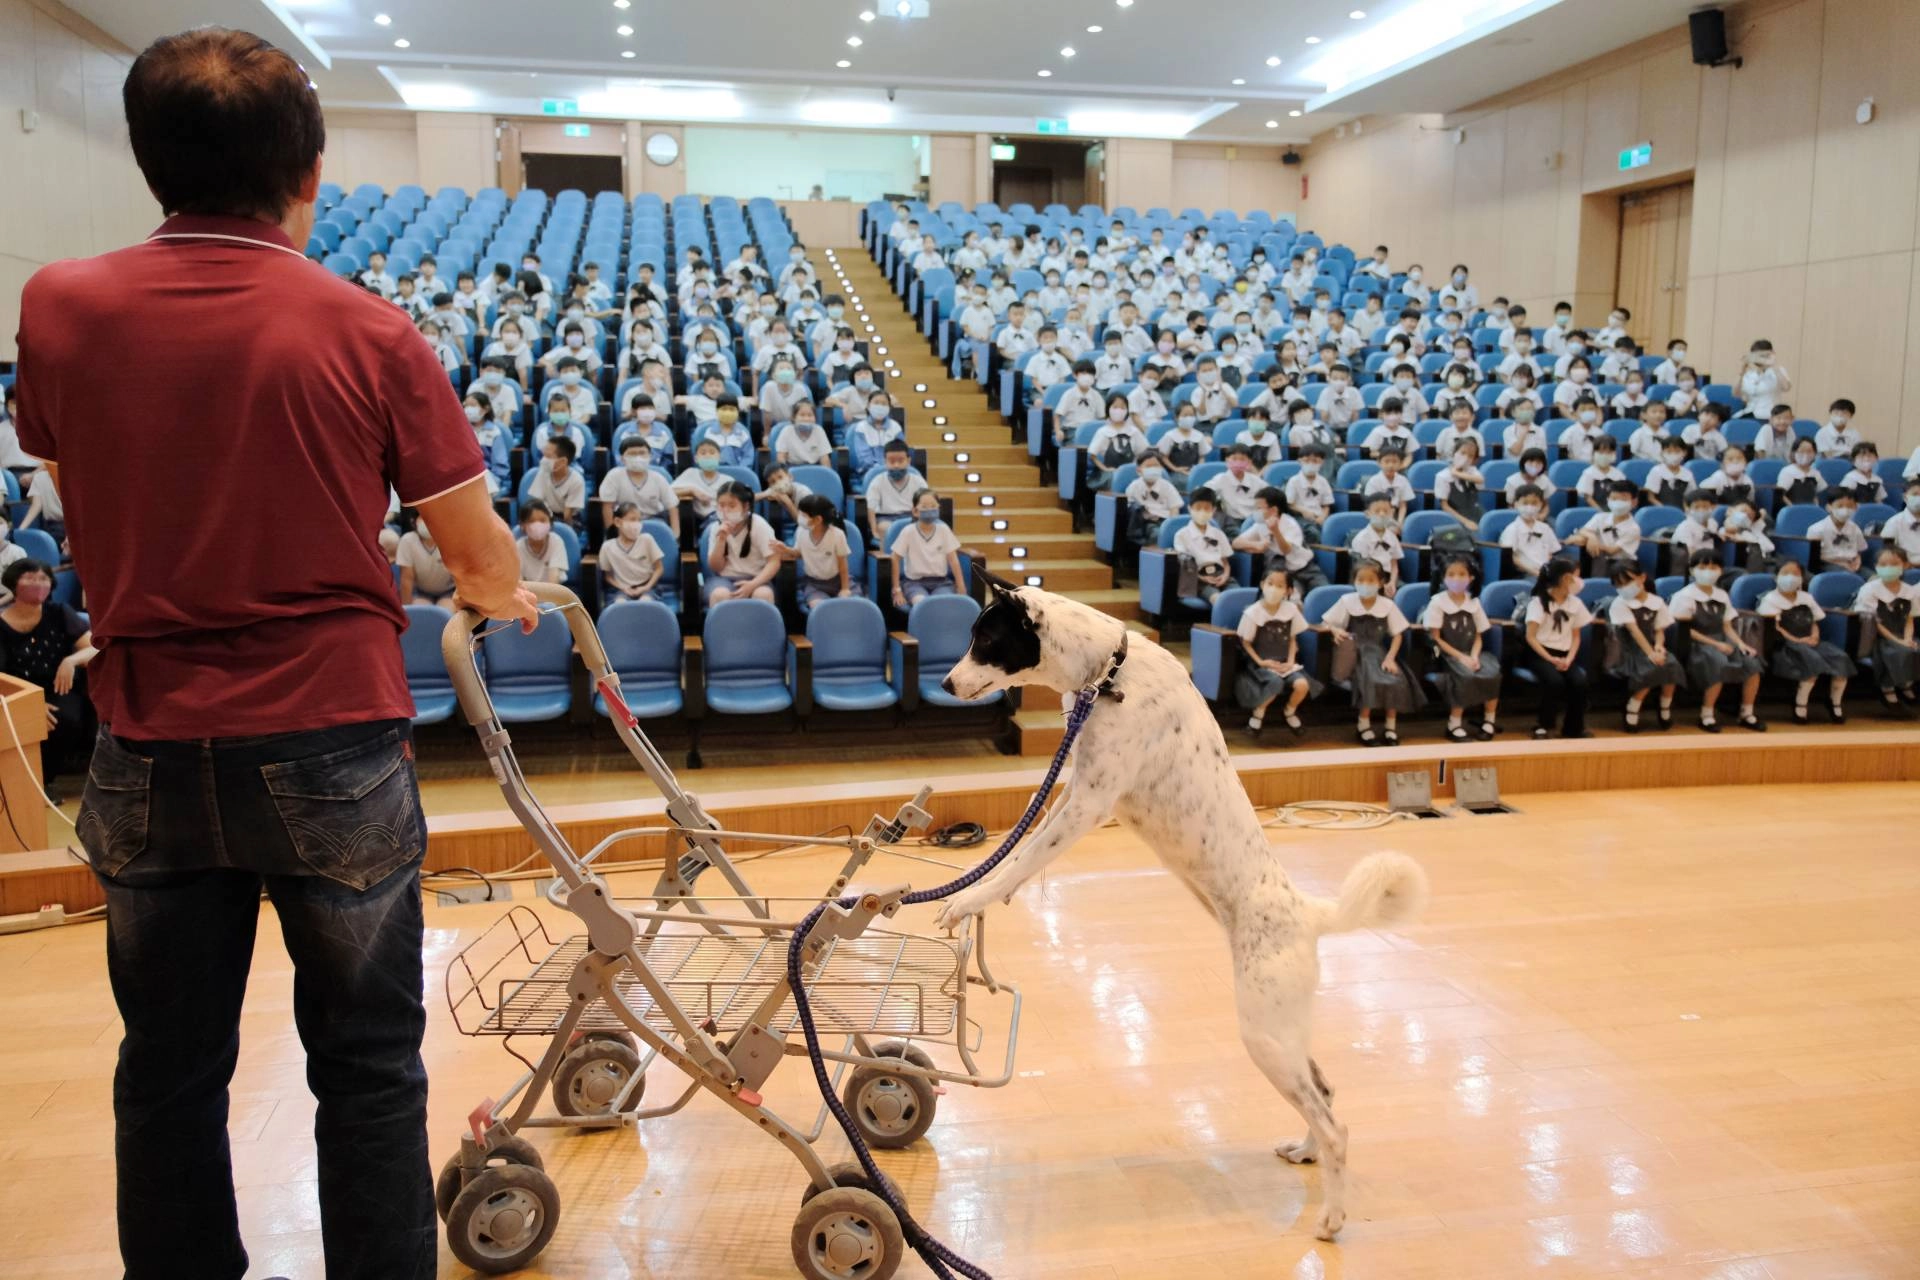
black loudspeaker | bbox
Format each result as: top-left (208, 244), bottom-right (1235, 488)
top-left (1689, 8), bottom-right (1731, 66)
top-left (1281, 150), bottom-right (1302, 166)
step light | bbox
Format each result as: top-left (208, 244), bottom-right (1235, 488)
top-left (992, 519), bottom-right (1008, 530)
top-left (1010, 546), bottom-right (1027, 558)
top-left (914, 382), bottom-right (928, 392)
top-left (954, 452), bottom-right (969, 463)
top-left (883, 358), bottom-right (896, 368)
top-left (966, 472), bottom-right (981, 483)
top-left (876, 345), bottom-right (889, 355)
top-left (980, 495), bottom-right (996, 506)
top-left (933, 415), bottom-right (948, 426)
top-left (1024, 575), bottom-right (1043, 587)
top-left (943, 431), bottom-right (956, 442)
top-left (922, 398), bottom-right (936, 408)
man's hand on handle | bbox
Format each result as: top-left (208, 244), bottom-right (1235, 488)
top-left (416, 477), bottom-right (540, 633)
top-left (454, 584), bottom-right (542, 634)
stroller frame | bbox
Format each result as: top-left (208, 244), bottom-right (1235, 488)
top-left (434, 583), bottom-right (1022, 1278)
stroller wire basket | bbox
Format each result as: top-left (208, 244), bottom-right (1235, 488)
top-left (432, 584), bottom-right (1024, 1280)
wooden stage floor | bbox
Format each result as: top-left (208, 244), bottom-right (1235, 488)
top-left (2, 781), bottom-right (1917, 1278)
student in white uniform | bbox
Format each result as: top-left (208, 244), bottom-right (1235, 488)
top-left (1749, 405), bottom-right (1801, 461)
top-left (1023, 327), bottom-right (1074, 406)
top-left (527, 437), bottom-right (586, 527)
top-left (515, 500), bottom-right (569, 585)
top-left (1425, 556), bottom-right (1504, 741)
top-left (1812, 398), bottom-right (1861, 458)
top-left (1854, 547), bottom-right (1920, 711)
top-left (1880, 479), bottom-right (1920, 564)
top-left (599, 503), bottom-right (664, 603)
top-left (1734, 339), bottom-right (1791, 419)
top-left (1127, 366), bottom-right (1171, 429)
top-left (1652, 340), bottom-right (1689, 387)
top-left (1053, 363), bottom-right (1107, 444)
top-left (1499, 406), bottom-right (1549, 461)
top-left (1757, 560), bottom-right (1853, 723)
top-left (1235, 566), bottom-right (1321, 736)
top-left (1565, 480), bottom-right (1642, 579)
top-left (1123, 453), bottom-right (1185, 547)
top-left (1500, 483), bottom-right (1561, 576)
top-left (785, 494), bottom-right (859, 611)
top-left (1604, 565), bottom-right (1685, 733)
top-left (1671, 552), bottom-right (1766, 731)
top-left (599, 438), bottom-right (679, 534)
top-left (1173, 489), bottom-right (1234, 604)
top-left (1348, 495), bottom-right (1404, 594)
top-left (1835, 442), bottom-right (1887, 505)
top-left (1436, 264), bottom-right (1479, 312)
top-left (1522, 558), bottom-right (1593, 739)
top-left (1806, 490), bottom-right (1867, 575)
top-left (1231, 486), bottom-right (1324, 595)
top-left (1506, 449), bottom-right (1556, 508)
top-left (1627, 402), bottom-right (1676, 462)
top-left (1086, 396), bottom-right (1150, 493)
top-left (1700, 445), bottom-right (1756, 510)
top-left (703, 482), bottom-right (779, 605)
top-left (1557, 400), bottom-right (1609, 462)
top-left (395, 517), bottom-right (455, 607)
top-left (1362, 449), bottom-right (1417, 526)
top-left (1210, 448), bottom-right (1264, 537)
top-left (1433, 439), bottom-right (1487, 531)
top-left (773, 403), bottom-right (834, 469)
top-left (673, 439), bottom-right (728, 527)
top-left (890, 490), bottom-right (966, 608)
top-left (1361, 401), bottom-right (1417, 461)
top-left (864, 439), bottom-right (928, 544)
top-left (1323, 561), bottom-right (1423, 746)
top-left (1575, 441), bottom-right (1628, 507)
top-left (1315, 363), bottom-right (1365, 433)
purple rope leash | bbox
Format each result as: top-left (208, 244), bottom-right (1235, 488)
top-left (785, 687), bottom-right (1099, 1280)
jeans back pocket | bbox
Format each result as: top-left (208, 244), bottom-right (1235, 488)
top-left (262, 730), bottom-right (424, 891)
top-left (77, 733), bottom-right (154, 878)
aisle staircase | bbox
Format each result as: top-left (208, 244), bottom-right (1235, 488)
top-left (826, 247), bottom-right (1155, 753)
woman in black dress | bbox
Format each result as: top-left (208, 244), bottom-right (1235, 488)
top-left (0, 558), bottom-right (95, 789)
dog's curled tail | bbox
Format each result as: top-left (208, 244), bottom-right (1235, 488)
top-left (1316, 852), bottom-right (1428, 935)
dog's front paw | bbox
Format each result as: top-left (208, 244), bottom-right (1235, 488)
top-left (932, 890), bottom-right (993, 931)
top-left (1275, 1137), bottom-right (1318, 1165)
top-left (1314, 1207), bottom-right (1345, 1241)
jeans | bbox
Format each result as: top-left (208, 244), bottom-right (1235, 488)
top-left (79, 719), bottom-right (434, 1280)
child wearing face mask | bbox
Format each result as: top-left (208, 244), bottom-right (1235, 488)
top-left (1237, 566), bottom-right (1321, 737)
top-left (1431, 363), bottom-right (1477, 419)
top-left (849, 394), bottom-right (906, 484)
top-left (1670, 489), bottom-right (1723, 571)
top-left (1024, 326), bottom-right (1074, 406)
top-left (1557, 398), bottom-right (1609, 462)
top-left (1500, 482), bottom-right (1561, 577)
top-left (462, 395), bottom-right (510, 494)
top-left (1281, 445), bottom-right (1331, 544)
top-left (1653, 340), bottom-right (1690, 387)
top-left (1567, 480), bottom-right (1642, 580)
top-left (1174, 489), bottom-right (1233, 603)
top-left (1672, 550), bottom-right (1766, 731)
top-left (1323, 561), bottom-right (1422, 746)
top-left (705, 482), bottom-right (779, 606)
top-left (1720, 499), bottom-right (1775, 572)
top-left (1363, 449), bottom-right (1417, 526)
top-left (702, 397), bottom-right (754, 470)
top-left (864, 440), bottom-right (927, 544)
top-left (485, 319), bottom-right (533, 383)
top-left (1493, 367), bottom-right (1543, 423)
top-left (1432, 438), bottom-right (1486, 531)
top-left (1498, 406), bottom-right (1548, 462)
top-left (394, 511), bottom-right (456, 607)
top-left (1126, 367), bottom-right (1170, 430)
top-left (1424, 555), bottom-right (1503, 741)
top-left (774, 403), bottom-right (833, 470)
top-left (1233, 487), bottom-right (1324, 595)
top-left (890, 490), bottom-right (965, 609)
top-left (1808, 398), bottom-right (1860, 459)
top-left (1775, 440), bottom-right (1823, 509)
top-left (1055, 362), bottom-right (1107, 442)
top-left (1505, 449), bottom-right (1555, 510)
top-left (1349, 495), bottom-right (1404, 596)
top-left (600, 439), bottom-right (679, 535)
top-left (1684, 401), bottom-right (1732, 458)
top-left (1648, 441), bottom-right (1695, 508)
top-left (1626, 401), bottom-right (1674, 462)
top-left (1124, 452), bottom-right (1185, 547)
top-left (1606, 565), bottom-right (1685, 732)
top-left (1523, 558), bottom-right (1594, 739)
top-left (599, 502), bottom-right (665, 603)
top-left (758, 355), bottom-right (813, 428)
top-left (1552, 357), bottom-right (1597, 414)
top-left (1211, 448), bottom-right (1263, 537)
top-left (1755, 560), bottom-right (1852, 723)
top-left (528, 436), bottom-right (586, 527)
top-left (1379, 362), bottom-right (1431, 421)
top-left (1701, 444), bottom-right (1754, 508)
top-left (1574, 442), bottom-right (1628, 507)
top-left (1360, 400), bottom-right (1415, 461)
top-left (673, 438), bottom-right (729, 529)
top-left (1666, 367), bottom-right (1708, 419)
top-left (1806, 491), bottom-right (1866, 575)
top-left (1879, 479), bottom-right (1920, 563)
top-left (1086, 396), bottom-right (1148, 493)
top-left (755, 464), bottom-right (812, 540)
top-left (826, 364), bottom-right (880, 422)
top-left (819, 327), bottom-right (864, 382)
top-left (515, 500), bottom-right (569, 585)
top-left (1611, 373), bottom-right (1650, 419)
top-left (1233, 408), bottom-right (1278, 469)
top-left (1854, 547), bottom-right (1919, 712)
top-left (1315, 363), bottom-right (1365, 433)
top-left (548, 356), bottom-right (599, 425)
top-left (783, 493), bottom-right (859, 610)
top-left (1836, 442), bottom-right (1887, 504)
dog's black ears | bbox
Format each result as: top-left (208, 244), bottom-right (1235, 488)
top-left (979, 568), bottom-right (1023, 598)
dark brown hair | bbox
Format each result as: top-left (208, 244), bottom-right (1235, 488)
top-left (124, 27), bottom-right (325, 220)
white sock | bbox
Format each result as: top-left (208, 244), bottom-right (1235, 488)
top-left (1740, 703), bottom-right (1755, 718)
top-left (1659, 691), bottom-right (1675, 709)
top-left (1795, 680), bottom-right (1814, 710)
top-left (1448, 710), bottom-right (1463, 729)
top-left (1702, 708), bottom-right (1717, 724)
top-left (1357, 715), bottom-right (1370, 731)
top-left (1285, 712), bottom-right (1303, 729)
top-left (1248, 714), bottom-right (1264, 731)
top-left (1624, 705), bottom-right (1640, 726)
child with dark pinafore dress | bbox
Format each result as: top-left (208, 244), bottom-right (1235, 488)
top-left (1669, 549), bottom-right (1767, 732)
top-left (1236, 566), bottom-right (1322, 738)
top-left (1321, 560), bottom-right (1424, 746)
top-left (1422, 555), bottom-right (1502, 741)
top-left (1606, 565), bottom-right (1686, 732)
top-left (1852, 546), bottom-right (1919, 715)
top-left (1756, 560), bottom-right (1852, 724)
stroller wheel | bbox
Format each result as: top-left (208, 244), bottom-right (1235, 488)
top-left (436, 1134), bottom-right (544, 1223)
top-left (791, 1186), bottom-right (904, 1280)
top-left (800, 1160), bottom-right (903, 1207)
top-left (842, 1055), bottom-right (938, 1149)
top-left (552, 1038), bottom-right (646, 1118)
top-left (446, 1164), bottom-right (561, 1275)
top-left (869, 1040), bottom-right (936, 1072)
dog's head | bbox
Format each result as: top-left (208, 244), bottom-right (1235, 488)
top-left (942, 572), bottom-right (1043, 701)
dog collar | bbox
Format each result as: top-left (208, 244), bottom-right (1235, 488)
top-left (1092, 632), bottom-right (1129, 701)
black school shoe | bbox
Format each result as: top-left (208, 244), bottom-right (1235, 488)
top-left (1656, 705), bottom-right (1675, 730)
top-left (1621, 712), bottom-right (1643, 734)
top-left (1382, 729), bottom-right (1400, 746)
top-left (1790, 706), bottom-right (1810, 725)
top-left (1356, 726), bottom-right (1378, 745)
top-left (1699, 717), bottom-right (1722, 734)
top-left (1737, 712), bottom-right (1767, 732)
top-left (1829, 703), bottom-right (1848, 724)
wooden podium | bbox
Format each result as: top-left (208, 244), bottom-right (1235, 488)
top-left (0, 674), bottom-right (73, 916)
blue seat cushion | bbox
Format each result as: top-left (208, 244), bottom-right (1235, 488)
top-left (592, 685), bottom-right (683, 718)
top-left (410, 694), bottom-right (457, 725)
top-left (814, 680), bottom-right (898, 712)
top-left (707, 684), bottom-right (793, 715)
top-left (490, 690), bottom-right (572, 722)
top-left (919, 677), bottom-right (1001, 708)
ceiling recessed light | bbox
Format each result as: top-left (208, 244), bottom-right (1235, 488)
top-left (1086, 24), bottom-right (1102, 32)
top-left (1289, 109), bottom-right (1302, 117)
top-left (1037, 68), bottom-right (1051, 77)
top-left (1060, 46), bottom-right (1076, 57)
top-left (1231, 77), bottom-right (1245, 85)
top-left (1305, 35), bottom-right (1321, 44)
top-left (1115, 0), bottom-right (1133, 7)
top-left (1350, 8), bottom-right (1366, 17)
top-left (616, 24), bottom-right (633, 35)
top-left (1265, 55), bottom-right (1281, 66)
top-left (859, 8), bottom-right (876, 19)
top-left (847, 35), bottom-right (863, 46)
top-left (1265, 119), bottom-right (1278, 128)
top-left (614, 0), bottom-right (630, 7)
top-left (393, 37), bottom-right (409, 47)
top-left (621, 49), bottom-right (636, 57)
top-left (894, 0), bottom-right (911, 14)
top-left (372, 12), bottom-right (391, 25)
top-left (836, 59), bottom-right (851, 67)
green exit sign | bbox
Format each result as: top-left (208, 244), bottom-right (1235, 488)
top-left (1618, 141), bottom-right (1652, 171)
top-left (563, 123), bottom-right (592, 138)
top-left (541, 98), bottom-right (579, 116)
top-left (1035, 117), bottom-right (1069, 135)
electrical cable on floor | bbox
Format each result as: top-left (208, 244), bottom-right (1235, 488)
top-left (1262, 800), bottom-right (1417, 831)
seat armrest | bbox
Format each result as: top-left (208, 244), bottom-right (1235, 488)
top-left (964, 550), bottom-right (988, 604)
top-left (679, 552), bottom-right (701, 619)
top-left (1138, 546), bottom-right (1178, 619)
top-left (789, 635), bottom-right (814, 718)
top-left (889, 630), bottom-right (920, 712)
top-left (682, 636), bottom-right (706, 719)
top-left (1189, 623), bottom-right (1240, 704)
top-left (873, 552), bottom-right (900, 620)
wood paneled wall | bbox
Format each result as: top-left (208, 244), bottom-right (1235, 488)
top-left (1300, 0), bottom-right (1920, 456)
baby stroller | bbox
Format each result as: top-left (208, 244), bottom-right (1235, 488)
top-left (435, 583), bottom-right (1024, 1278)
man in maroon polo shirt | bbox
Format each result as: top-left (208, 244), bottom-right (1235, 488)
top-left (14, 28), bottom-right (537, 1280)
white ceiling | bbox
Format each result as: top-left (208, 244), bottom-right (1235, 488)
top-left (63, 0), bottom-right (1699, 145)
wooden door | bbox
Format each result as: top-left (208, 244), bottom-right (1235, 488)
top-left (1615, 181), bottom-right (1692, 352)
top-left (497, 120), bottom-right (522, 195)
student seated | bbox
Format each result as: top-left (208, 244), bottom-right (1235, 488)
top-left (703, 481), bottom-right (779, 605)
top-left (1605, 566), bottom-right (1685, 732)
top-left (1806, 489), bottom-right (1867, 576)
top-left (1814, 398), bottom-right (1862, 459)
top-left (1123, 452), bottom-right (1184, 548)
top-left (673, 438), bottom-right (728, 529)
top-left (756, 464), bottom-right (811, 541)
top-left (1574, 440), bottom-right (1628, 507)
top-left (1232, 486), bottom-right (1325, 596)
top-left (1671, 551), bottom-right (1766, 732)
top-left (758, 355), bottom-right (813, 428)
top-left (1349, 494), bottom-right (1404, 596)
top-left (600, 502), bottom-right (665, 603)
top-left (1854, 547), bottom-right (1919, 714)
top-left (1434, 437), bottom-right (1485, 531)
top-left (774, 401), bottom-right (833, 469)
top-left (1087, 395), bottom-right (1148, 492)
top-left (1322, 560), bottom-right (1422, 746)
top-left (1881, 478), bottom-right (1920, 564)
top-left (1210, 447), bottom-right (1263, 537)
top-left (1700, 444), bottom-right (1754, 508)
top-left (394, 512), bottom-right (455, 607)
top-left (1285, 444), bottom-right (1333, 544)
top-left (1500, 482), bottom-right (1560, 577)
top-left (515, 499), bottom-right (568, 585)
top-left (1757, 560), bottom-right (1853, 724)
top-left (1424, 555), bottom-right (1503, 741)
top-left (527, 436), bottom-right (585, 528)
top-left (785, 493), bottom-right (860, 611)
top-left (864, 439), bottom-right (927, 544)
top-left (890, 489), bottom-right (966, 609)
top-left (1237, 566), bottom-right (1320, 737)
top-left (1835, 441), bottom-right (1887, 505)
top-left (1173, 488), bottom-right (1234, 604)
top-left (1565, 480), bottom-right (1642, 580)
top-left (1683, 403), bottom-right (1730, 461)
top-left (1362, 399), bottom-right (1417, 460)
top-left (849, 392), bottom-right (906, 484)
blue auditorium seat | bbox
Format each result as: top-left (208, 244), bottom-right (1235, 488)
top-left (481, 607), bottom-right (573, 721)
top-left (594, 599), bottom-right (684, 719)
top-left (402, 605), bottom-right (457, 725)
top-left (804, 598), bottom-right (896, 711)
top-left (702, 599), bottom-right (794, 715)
top-left (895, 594), bottom-right (1000, 708)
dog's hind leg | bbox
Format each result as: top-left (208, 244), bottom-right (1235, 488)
top-left (1235, 958), bottom-right (1349, 1239)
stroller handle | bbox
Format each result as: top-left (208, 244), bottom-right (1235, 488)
top-left (442, 582), bottom-right (611, 727)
